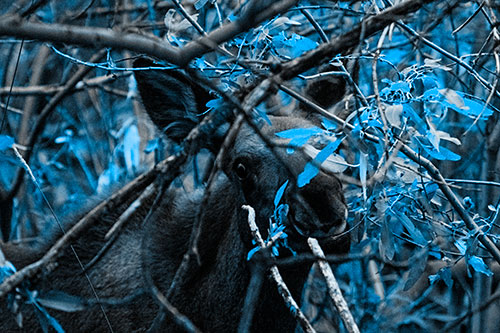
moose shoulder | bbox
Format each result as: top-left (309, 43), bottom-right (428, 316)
top-left (0, 58), bottom-right (350, 332)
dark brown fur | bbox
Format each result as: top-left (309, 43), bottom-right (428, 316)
top-left (0, 59), bottom-right (349, 332)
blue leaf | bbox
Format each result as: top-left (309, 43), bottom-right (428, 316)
top-left (97, 163), bottom-right (122, 194)
top-left (205, 97), bottom-right (224, 112)
top-left (194, 57), bottom-right (207, 71)
top-left (440, 90), bottom-right (495, 120)
top-left (421, 75), bottom-right (438, 91)
top-left (321, 118), bottom-right (337, 131)
top-left (429, 267), bottom-right (453, 287)
top-left (274, 180), bottom-right (289, 207)
top-left (423, 87), bottom-right (440, 100)
top-left (415, 137), bottom-right (461, 161)
top-left (397, 212), bottom-right (427, 246)
top-left (423, 182), bottom-right (438, 199)
top-left (273, 204), bottom-right (289, 226)
top-left (431, 146), bottom-right (461, 161)
top-left (0, 261), bottom-right (16, 283)
top-left (276, 127), bottom-right (323, 153)
top-left (402, 105), bottom-right (427, 133)
top-left (145, 138), bottom-right (160, 154)
top-left (0, 135), bottom-right (14, 151)
top-left (275, 127), bottom-right (323, 140)
top-left (469, 256), bottom-right (493, 276)
top-left (272, 32), bottom-right (318, 58)
top-left (390, 80), bottom-right (411, 93)
top-left (37, 291), bottom-right (86, 312)
top-left (428, 273), bottom-right (439, 284)
top-left (429, 246), bottom-right (442, 260)
top-left (247, 246), bottom-right (261, 261)
top-left (254, 107), bottom-right (272, 125)
top-left (463, 196), bottom-right (475, 210)
top-left (297, 140), bottom-right (341, 188)
top-left (28, 291), bottom-right (65, 333)
top-left (454, 239), bottom-right (466, 255)
top-left (194, 0), bottom-right (209, 10)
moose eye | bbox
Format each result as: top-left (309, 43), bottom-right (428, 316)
top-left (234, 162), bottom-right (248, 180)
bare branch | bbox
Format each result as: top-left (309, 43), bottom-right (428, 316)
top-left (307, 238), bottom-right (359, 333)
top-left (0, 0), bottom-right (298, 67)
top-left (276, 0), bottom-right (437, 81)
top-left (242, 205), bottom-right (316, 333)
top-left (0, 73), bottom-right (129, 96)
top-left (0, 16), bottom-right (181, 64)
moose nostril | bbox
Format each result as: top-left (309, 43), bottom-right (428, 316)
top-left (295, 186), bottom-right (347, 237)
top-left (299, 190), bottom-right (343, 221)
top-left (320, 218), bottom-right (345, 233)
top-left (320, 224), bottom-right (332, 233)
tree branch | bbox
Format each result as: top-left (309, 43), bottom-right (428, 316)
top-left (242, 205), bottom-right (316, 333)
top-left (307, 238), bottom-right (359, 333)
top-left (0, 0), bottom-right (298, 67)
top-left (0, 15), bottom-right (181, 64)
top-left (0, 73), bottom-right (129, 96)
top-left (276, 0), bottom-right (436, 82)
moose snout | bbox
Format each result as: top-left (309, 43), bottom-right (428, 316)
top-left (290, 177), bottom-right (347, 239)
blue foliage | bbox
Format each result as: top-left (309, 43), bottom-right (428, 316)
top-left (297, 139), bottom-right (342, 187)
top-left (276, 126), bottom-right (323, 153)
top-left (272, 32), bottom-right (317, 58)
top-left (247, 180), bottom-right (295, 260)
top-left (0, 135), bottom-right (14, 151)
top-left (274, 179), bottom-right (289, 207)
top-left (0, 260), bottom-right (16, 284)
top-left (123, 124), bottom-right (140, 174)
top-left (429, 267), bottom-right (453, 288)
top-left (28, 292), bottom-right (65, 333)
top-left (455, 239), bottom-right (494, 277)
top-left (1, 261), bottom-right (65, 332)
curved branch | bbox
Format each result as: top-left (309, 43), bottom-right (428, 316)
top-left (277, 0), bottom-right (436, 81)
top-left (0, 0), bottom-right (298, 67)
top-left (0, 15), bottom-right (181, 64)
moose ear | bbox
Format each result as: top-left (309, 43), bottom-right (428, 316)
top-left (133, 58), bottom-right (213, 143)
top-left (302, 63), bottom-right (347, 111)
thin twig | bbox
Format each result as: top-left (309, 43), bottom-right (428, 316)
top-left (237, 265), bottom-right (265, 333)
top-left (242, 205), bottom-right (316, 333)
top-left (0, 73), bottom-right (129, 96)
top-left (307, 238), bottom-right (359, 333)
top-left (396, 22), bottom-right (500, 98)
top-left (276, 0), bottom-right (437, 82)
top-left (0, 0), bottom-right (299, 67)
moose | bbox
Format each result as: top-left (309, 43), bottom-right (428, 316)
top-left (0, 58), bottom-right (350, 332)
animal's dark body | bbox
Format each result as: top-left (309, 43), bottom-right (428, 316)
top-left (0, 58), bottom-right (349, 332)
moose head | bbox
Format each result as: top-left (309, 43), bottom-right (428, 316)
top-left (134, 57), bottom-right (350, 330)
top-left (0, 58), bottom-right (350, 332)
